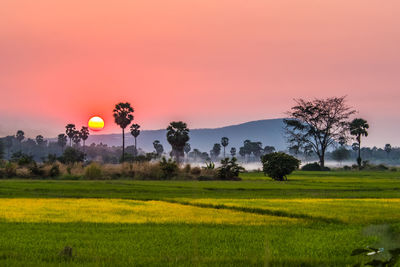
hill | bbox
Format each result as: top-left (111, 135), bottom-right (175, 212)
top-left (85, 119), bottom-right (287, 153)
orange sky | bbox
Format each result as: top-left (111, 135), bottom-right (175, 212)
top-left (0, 0), bottom-right (399, 146)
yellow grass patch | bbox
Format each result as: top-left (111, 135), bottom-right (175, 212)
top-left (0, 198), bottom-right (299, 225)
top-left (178, 198), bottom-right (400, 224)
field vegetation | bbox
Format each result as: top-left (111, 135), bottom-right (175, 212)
top-left (0, 171), bottom-right (399, 266)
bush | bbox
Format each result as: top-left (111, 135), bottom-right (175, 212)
top-left (4, 162), bottom-right (17, 178)
top-left (84, 163), bottom-right (103, 179)
top-left (190, 167), bottom-right (201, 175)
top-left (29, 163), bottom-right (45, 177)
top-left (159, 158), bottom-right (178, 179)
top-left (48, 164), bottom-right (61, 177)
top-left (301, 162), bottom-right (330, 171)
top-left (343, 165), bottom-right (351, 171)
top-left (216, 157), bottom-right (244, 180)
top-left (10, 152), bottom-right (34, 166)
top-left (261, 152), bottom-right (300, 181)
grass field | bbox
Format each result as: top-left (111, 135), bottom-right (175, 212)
top-left (0, 171), bottom-right (399, 266)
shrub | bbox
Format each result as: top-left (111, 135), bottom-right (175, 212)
top-left (216, 157), bottom-right (244, 180)
top-left (48, 164), bottom-right (61, 177)
top-left (301, 162), bottom-right (330, 171)
top-left (343, 165), bottom-right (351, 171)
top-left (261, 152), bottom-right (300, 181)
top-left (370, 164), bottom-right (389, 171)
top-left (84, 163), bottom-right (103, 179)
top-left (390, 167), bottom-right (397, 172)
top-left (4, 162), bottom-right (17, 178)
top-left (29, 163), bottom-right (45, 177)
top-left (10, 152), bottom-right (34, 166)
top-left (190, 167), bottom-right (201, 175)
top-left (159, 158), bottom-right (178, 179)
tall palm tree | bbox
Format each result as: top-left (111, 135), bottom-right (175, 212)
top-left (349, 118), bottom-right (369, 169)
top-left (221, 137), bottom-right (229, 158)
top-left (113, 102), bottom-right (134, 162)
top-left (65, 124), bottom-right (76, 147)
top-left (130, 123), bottom-right (140, 156)
top-left (80, 126), bottom-right (90, 152)
top-left (72, 130), bottom-right (81, 147)
top-left (57, 134), bottom-right (68, 153)
top-left (166, 121), bottom-right (189, 163)
top-left (16, 130), bottom-right (25, 152)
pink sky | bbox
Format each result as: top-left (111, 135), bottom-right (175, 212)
top-left (0, 0), bottom-right (399, 146)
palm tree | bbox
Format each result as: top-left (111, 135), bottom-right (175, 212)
top-left (153, 140), bottom-right (164, 156)
top-left (166, 121), bottom-right (190, 163)
top-left (130, 123), bottom-right (140, 156)
top-left (349, 118), bottom-right (369, 169)
top-left (113, 102), bottom-right (134, 162)
top-left (221, 137), bottom-right (229, 158)
top-left (57, 134), bottom-right (68, 153)
top-left (80, 126), bottom-right (90, 152)
top-left (72, 131), bottom-right (81, 147)
top-left (16, 130), bottom-right (25, 152)
top-left (65, 124), bottom-right (76, 146)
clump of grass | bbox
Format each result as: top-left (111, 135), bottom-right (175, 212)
top-left (133, 162), bottom-right (162, 180)
top-left (84, 163), bottom-right (103, 179)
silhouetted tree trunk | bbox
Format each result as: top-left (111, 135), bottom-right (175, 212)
top-left (122, 128), bottom-right (125, 162)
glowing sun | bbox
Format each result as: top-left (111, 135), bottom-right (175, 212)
top-left (88, 116), bottom-right (105, 131)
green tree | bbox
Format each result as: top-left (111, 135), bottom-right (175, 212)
top-left (263, 146), bottom-right (276, 155)
top-left (166, 121), bottom-right (189, 163)
top-left (221, 137), bottom-right (229, 158)
top-left (57, 134), bottom-right (68, 152)
top-left (284, 96), bottom-right (355, 168)
top-left (59, 147), bottom-right (85, 164)
top-left (80, 126), bottom-right (90, 152)
top-left (261, 152), bottom-right (300, 181)
top-left (65, 124), bottom-right (76, 147)
top-left (113, 102), bottom-right (134, 162)
top-left (349, 118), bottom-right (369, 169)
top-left (130, 123), bottom-right (140, 156)
top-left (16, 130), bottom-right (25, 152)
top-left (230, 147), bottom-right (236, 157)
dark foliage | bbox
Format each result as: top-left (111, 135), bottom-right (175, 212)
top-left (284, 96), bottom-right (356, 168)
top-left (301, 162), bottom-right (331, 171)
top-left (216, 157), bottom-right (244, 180)
top-left (261, 152), bottom-right (300, 181)
top-left (59, 147), bottom-right (85, 164)
top-left (159, 157), bottom-right (178, 179)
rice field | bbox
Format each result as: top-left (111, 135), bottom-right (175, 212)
top-left (0, 171), bottom-right (399, 266)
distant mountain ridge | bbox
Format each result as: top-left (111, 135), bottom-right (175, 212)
top-left (85, 119), bottom-right (287, 153)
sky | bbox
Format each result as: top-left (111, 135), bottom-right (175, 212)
top-left (0, 0), bottom-right (399, 147)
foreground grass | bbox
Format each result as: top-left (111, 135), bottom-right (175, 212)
top-left (0, 222), bottom-right (377, 266)
top-left (0, 171), bottom-right (399, 266)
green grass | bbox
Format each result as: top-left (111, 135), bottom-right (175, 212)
top-left (0, 171), bottom-right (400, 266)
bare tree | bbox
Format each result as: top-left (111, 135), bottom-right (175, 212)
top-left (284, 96), bottom-right (356, 168)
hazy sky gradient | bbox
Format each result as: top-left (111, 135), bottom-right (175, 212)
top-left (0, 0), bottom-right (399, 146)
